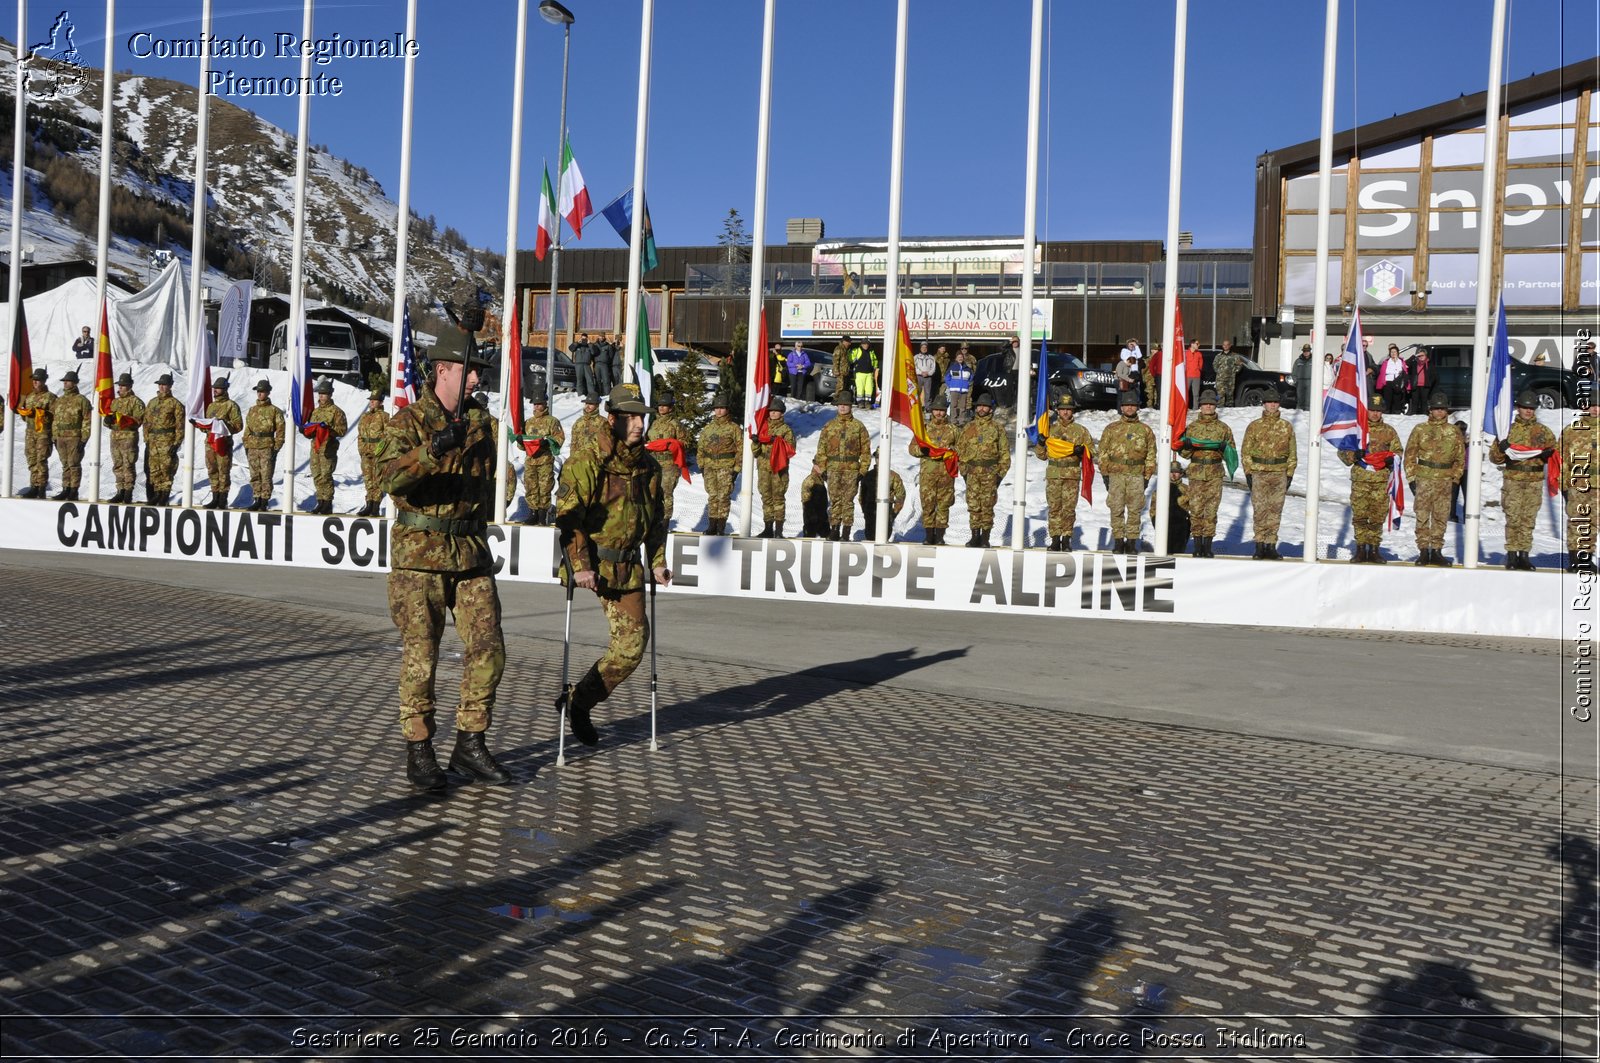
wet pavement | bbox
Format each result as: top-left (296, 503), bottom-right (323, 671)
top-left (0, 562), bottom-right (1593, 1059)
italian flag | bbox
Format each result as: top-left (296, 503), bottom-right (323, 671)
top-left (557, 140), bottom-right (593, 239)
top-left (535, 167), bottom-right (557, 261)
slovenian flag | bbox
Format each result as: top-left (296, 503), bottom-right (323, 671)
top-left (1504, 442), bottom-right (1561, 496)
top-left (1320, 307), bottom-right (1370, 451)
top-left (535, 166), bottom-right (557, 261)
top-left (557, 140), bottom-right (593, 239)
top-left (1387, 460), bottom-right (1407, 530)
top-left (1482, 298), bottom-right (1512, 441)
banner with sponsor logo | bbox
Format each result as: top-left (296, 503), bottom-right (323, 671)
top-left (781, 299), bottom-right (1053, 341)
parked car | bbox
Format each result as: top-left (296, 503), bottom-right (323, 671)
top-left (519, 345), bottom-right (579, 396)
top-left (1194, 349), bottom-right (1297, 406)
top-left (1407, 343), bottom-right (1576, 410)
top-left (788, 347), bottom-right (839, 402)
top-left (651, 347), bottom-right (719, 393)
top-left (971, 347), bottom-right (1119, 412)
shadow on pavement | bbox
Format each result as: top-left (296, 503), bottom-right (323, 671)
top-left (1351, 959), bottom-right (1555, 1058)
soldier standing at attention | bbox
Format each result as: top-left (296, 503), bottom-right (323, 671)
top-left (1489, 391), bottom-right (1558, 571)
top-left (1404, 392), bottom-right (1466, 566)
top-left (832, 335), bottom-right (853, 392)
top-left (103, 372), bottom-right (146, 504)
top-left (1240, 394), bottom-right (1296, 559)
top-left (1340, 393), bottom-right (1403, 563)
top-left (696, 390), bottom-right (742, 535)
top-left (16, 368), bottom-right (53, 498)
top-left (644, 392), bottom-right (689, 529)
top-left (356, 391), bottom-right (390, 518)
top-left (518, 389), bottom-right (564, 525)
top-left (243, 379), bottom-right (286, 512)
top-left (1561, 393), bottom-right (1600, 573)
top-left (553, 383), bottom-right (671, 749)
top-left (1176, 389), bottom-right (1235, 557)
top-left (813, 389), bottom-right (872, 540)
top-left (200, 378), bottom-right (243, 509)
top-left (956, 391), bottom-right (1010, 547)
top-left (376, 335), bottom-right (509, 792)
top-left (304, 379), bottom-right (349, 515)
top-left (142, 373), bottom-right (183, 505)
top-left (1213, 340), bottom-right (1242, 408)
top-left (752, 397), bottom-right (796, 538)
top-left (1098, 394), bottom-right (1157, 555)
top-left (911, 394), bottom-right (960, 544)
top-left (50, 370), bottom-right (93, 502)
top-left (1034, 391), bottom-right (1096, 552)
top-left (568, 392), bottom-right (608, 462)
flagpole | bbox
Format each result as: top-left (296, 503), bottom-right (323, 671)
top-left (1153, 0), bottom-right (1188, 553)
top-left (84, 0), bottom-right (115, 504)
top-left (872, 0), bottom-right (910, 544)
top-left (622, 0), bottom-right (655, 382)
top-left (389, 0), bottom-right (417, 415)
top-left (179, 0), bottom-right (213, 511)
top-left (495, 0), bottom-right (529, 525)
top-left (736, 0), bottom-right (776, 538)
top-left (282, 0), bottom-right (315, 515)
top-left (2, 0), bottom-right (22, 500)
top-left (545, 7), bottom-right (573, 393)
top-left (1008, 0), bottom-right (1045, 549)
top-left (1463, 0), bottom-right (1509, 570)
top-left (1301, 0), bottom-right (1339, 565)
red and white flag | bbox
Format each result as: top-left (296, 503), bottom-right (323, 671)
top-left (1505, 442), bottom-right (1561, 496)
top-left (1165, 296), bottom-right (1187, 447)
top-left (747, 312), bottom-right (771, 442)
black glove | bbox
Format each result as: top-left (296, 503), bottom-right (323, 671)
top-left (429, 421), bottom-right (466, 458)
top-left (1353, 446), bottom-right (1366, 462)
top-left (1542, 448), bottom-right (1556, 460)
top-left (1383, 457), bottom-right (1395, 470)
top-left (1246, 474), bottom-right (1254, 491)
top-left (102, 414), bottom-right (115, 428)
top-left (1101, 474), bottom-right (1109, 489)
top-left (1408, 481), bottom-right (1417, 495)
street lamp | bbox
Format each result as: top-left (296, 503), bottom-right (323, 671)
top-left (540, 0), bottom-right (575, 393)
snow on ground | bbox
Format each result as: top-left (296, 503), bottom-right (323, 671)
top-left (5, 362), bottom-right (1572, 569)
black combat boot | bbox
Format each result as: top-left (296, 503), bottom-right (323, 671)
top-left (837, 524), bottom-right (851, 541)
top-left (1266, 544), bottom-right (1281, 560)
top-left (758, 521), bottom-right (773, 538)
top-left (1049, 536), bottom-right (1062, 552)
top-left (1504, 552), bottom-right (1517, 571)
top-left (317, 499), bottom-right (333, 515)
top-left (66, 488), bottom-right (79, 502)
top-left (771, 523), bottom-right (785, 539)
top-left (965, 530), bottom-right (980, 547)
top-left (1435, 550), bottom-right (1453, 567)
top-left (1196, 536), bottom-right (1213, 559)
top-left (1124, 538), bottom-right (1139, 557)
top-left (979, 530), bottom-right (992, 548)
top-left (1253, 542), bottom-right (1266, 559)
top-left (1372, 546), bottom-right (1387, 565)
top-left (556, 666), bottom-right (606, 746)
top-left (1518, 550), bottom-right (1536, 571)
top-left (448, 730), bottom-right (511, 784)
top-left (405, 740), bottom-right (448, 793)
top-left (52, 488), bottom-right (71, 500)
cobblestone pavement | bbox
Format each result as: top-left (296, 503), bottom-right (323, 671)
top-left (0, 564), bottom-right (1593, 1060)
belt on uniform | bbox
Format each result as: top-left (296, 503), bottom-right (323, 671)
top-left (146, 431), bottom-right (176, 438)
top-left (964, 458), bottom-right (997, 468)
top-left (1188, 454), bottom-right (1221, 464)
top-left (595, 545), bottom-right (640, 564)
top-left (246, 433), bottom-right (276, 440)
top-left (1249, 456), bottom-right (1287, 464)
top-left (1047, 458), bottom-right (1081, 467)
top-left (394, 510), bottom-right (486, 537)
top-left (1103, 463), bottom-right (1146, 473)
top-left (1419, 459), bottom-right (1454, 469)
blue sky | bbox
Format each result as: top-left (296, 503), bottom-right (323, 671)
top-left (25, 0), bottom-right (1600, 255)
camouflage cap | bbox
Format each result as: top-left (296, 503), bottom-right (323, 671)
top-left (30, 367), bottom-right (47, 381)
top-left (606, 383), bottom-right (650, 415)
top-left (1198, 388), bottom-right (1219, 404)
top-left (1515, 390), bottom-right (1537, 408)
top-left (974, 391), bottom-right (996, 408)
top-left (1054, 391), bottom-right (1074, 409)
top-left (428, 333), bottom-right (492, 369)
top-left (254, 378), bottom-right (272, 393)
top-left (116, 372), bottom-right (135, 387)
top-left (314, 378), bottom-right (334, 395)
top-left (1428, 392), bottom-right (1449, 410)
top-left (61, 370), bottom-right (80, 383)
top-left (155, 373), bottom-right (173, 386)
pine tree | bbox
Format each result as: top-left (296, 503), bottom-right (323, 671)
top-left (663, 352), bottom-right (710, 457)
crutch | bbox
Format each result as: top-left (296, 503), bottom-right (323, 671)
top-left (645, 544), bottom-right (659, 752)
top-left (556, 550), bottom-right (576, 768)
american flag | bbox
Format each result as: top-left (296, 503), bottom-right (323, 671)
top-left (1320, 308), bottom-right (1370, 452)
top-left (393, 304), bottom-right (419, 409)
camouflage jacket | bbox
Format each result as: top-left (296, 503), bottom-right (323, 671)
top-left (521, 411), bottom-right (564, 465)
top-left (378, 385), bottom-right (497, 573)
top-left (569, 410), bottom-right (609, 461)
top-left (957, 414), bottom-right (1011, 480)
top-left (143, 394), bottom-right (183, 440)
top-left (815, 412), bottom-right (872, 475)
top-left (51, 390), bottom-right (93, 437)
top-left (308, 399), bottom-right (349, 452)
top-left (1097, 416), bottom-right (1157, 478)
top-left (107, 393), bottom-right (145, 436)
top-left (645, 412), bottom-right (688, 473)
top-left (1177, 412), bottom-right (1234, 476)
top-left (832, 341), bottom-right (852, 379)
top-left (1034, 416), bottom-right (1095, 479)
top-left (1561, 416), bottom-right (1598, 494)
top-left (205, 398), bottom-right (243, 439)
top-left (554, 432), bottom-right (666, 592)
top-left (1404, 419), bottom-right (1465, 483)
top-left (17, 386), bottom-right (53, 435)
top-left (697, 416), bottom-right (743, 467)
top-left (751, 420), bottom-right (797, 471)
top-left (1240, 409), bottom-right (1297, 479)
top-left (244, 401), bottom-right (286, 451)
top-left (357, 408), bottom-right (391, 455)
top-left (910, 418), bottom-right (960, 478)
top-left (1489, 416), bottom-right (1557, 480)
top-left (1339, 420), bottom-right (1402, 483)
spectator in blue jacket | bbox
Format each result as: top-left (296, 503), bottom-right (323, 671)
top-left (945, 349), bottom-right (976, 425)
top-left (786, 342), bottom-right (813, 402)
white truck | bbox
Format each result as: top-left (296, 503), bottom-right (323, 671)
top-left (268, 319), bottom-right (363, 385)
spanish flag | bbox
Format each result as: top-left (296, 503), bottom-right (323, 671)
top-left (94, 297), bottom-right (114, 416)
top-left (888, 306), bottom-right (958, 476)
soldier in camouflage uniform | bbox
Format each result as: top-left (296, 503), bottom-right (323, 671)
top-left (1560, 393), bottom-right (1600, 572)
top-left (752, 397), bottom-right (797, 537)
top-left (518, 389), bottom-right (564, 525)
top-left (103, 372), bottom-right (146, 504)
top-left (242, 379), bottom-right (286, 512)
top-left (813, 390), bottom-right (872, 540)
top-left (1240, 393), bottom-right (1297, 559)
top-left (1404, 392), bottom-right (1466, 566)
top-left (375, 336), bottom-right (510, 792)
top-left (644, 393), bottom-right (689, 529)
top-left (199, 378), bottom-right (243, 509)
top-left (956, 391), bottom-right (1010, 547)
top-left (696, 391), bottom-right (742, 535)
top-left (911, 394), bottom-right (960, 544)
top-left (1340, 393), bottom-right (1403, 563)
top-left (832, 335), bottom-right (853, 388)
top-left (1489, 390), bottom-right (1558, 571)
top-left (1098, 395), bottom-right (1156, 555)
top-left (1150, 460), bottom-right (1192, 555)
top-left (1212, 340), bottom-right (1242, 408)
top-left (50, 370), bottom-right (93, 501)
top-left (568, 393), bottom-right (609, 462)
top-left (1034, 391), bottom-right (1096, 552)
top-left (1142, 343), bottom-right (1162, 408)
top-left (303, 379), bottom-right (349, 514)
top-left (356, 392), bottom-right (390, 517)
top-left (858, 465), bottom-right (906, 541)
top-left (16, 368), bottom-right (53, 498)
top-left (553, 383), bottom-right (671, 749)
top-left (1176, 389), bottom-right (1235, 557)
top-left (142, 373), bottom-right (182, 504)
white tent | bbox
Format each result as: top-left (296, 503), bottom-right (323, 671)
top-left (0, 259), bottom-right (191, 380)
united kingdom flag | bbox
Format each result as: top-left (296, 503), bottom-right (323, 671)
top-left (392, 304), bottom-right (419, 409)
top-left (1320, 308), bottom-right (1370, 452)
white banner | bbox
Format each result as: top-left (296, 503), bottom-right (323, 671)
top-left (217, 280), bottom-right (254, 367)
top-left (781, 298), bottom-right (1053, 341)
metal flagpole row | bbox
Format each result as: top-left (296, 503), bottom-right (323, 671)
top-left (180, 0), bottom-right (214, 510)
top-left (736, 0), bottom-right (776, 539)
top-left (495, 0), bottom-right (529, 525)
top-left (1300, 0), bottom-right (1339, 565)
top-left (85, 0), bottom-right (116, 504)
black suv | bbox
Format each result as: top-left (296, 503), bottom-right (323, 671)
top-left (972, 348), bottom-right (1123, 411)
top-left (1195, 349), bottom-right (1297, 406)
top-left (1407, 344), bottom-right (1577, 410)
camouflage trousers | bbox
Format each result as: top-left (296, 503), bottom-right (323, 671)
top-left (826, 467), bottom-right (863, 526)
top-left (703, 462), bottom-right (738, 520)
top-left (590, 587), bottom-right (650, 700)
top-left (920, 469), bottom-right (955, 528)
top-left (388, 567), bottom-right (505, 741)
top-left (361, 452), bottom-right (385, 506)
top-left (1350, 476), bottom-right (1391, 546)
top-left (55, 435), bottom-right (85, 490)
top-left (24, 431), bottom-right (51, 489)
top-left (145, 437), bottom-right (178, 494)
top-left (1106, 474), bottom-right (1147, 539)
top-left (1185, 471), bottom-right (1224, 536)
top-left (1249, 471), bottom-right (1288, 542)
top-left (1568, 488), bottom-right (1597, 558)
top-left (110, 434), bottom-right (140, 491)
top-left (205, 447), bottom-right (233, 503)
top-left (1412, 478), bottom-right (1455, 549)
top-left (1044, 472), bottom-right (1083, 538)
top-left (310, 445), bottom-right (338, 502)
top-left (758, 467), bottom-right (790, 523)
top-left (1215, 374), bottom-right (1236, 407)
top-left (246, 448), bottom-right (277, 505)
top-left (1501, 476), bottom-right (1544, 552)
top-left (523, 459), bottom-right (555, 515)
top-left (963, 469), bottom-right (1001, 531)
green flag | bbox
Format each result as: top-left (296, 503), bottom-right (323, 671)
top-left (634, 297), bottom-right (653, 405)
